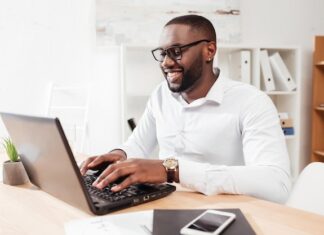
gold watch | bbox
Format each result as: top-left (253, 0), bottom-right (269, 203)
top-left (162, 158), bottom-right (178, 183)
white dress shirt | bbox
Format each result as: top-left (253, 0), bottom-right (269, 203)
top-left (120, 74), bottom-right (291, 203)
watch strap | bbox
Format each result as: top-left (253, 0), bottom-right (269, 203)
top-left (166, 168), bottom-right (176, 183)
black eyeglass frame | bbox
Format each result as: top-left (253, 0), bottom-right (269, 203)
top-left (151, 39), bottom-right (211, 62)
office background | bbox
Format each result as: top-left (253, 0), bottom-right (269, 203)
top-left (0, 0), bottom-right (323, 172)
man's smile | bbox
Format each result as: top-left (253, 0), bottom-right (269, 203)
top-left (164, 69), bottom-right (183, 83)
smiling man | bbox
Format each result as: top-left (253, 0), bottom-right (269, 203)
top-left (81, 15), bottom-right (291, 203)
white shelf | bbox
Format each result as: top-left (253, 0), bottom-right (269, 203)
top-left (50, 106), bottom-right (87, 110)
top-left (314, 150), bottom-right (324, 157)
top-left (285, 135), bottom-right (295, 140)
top-left (266, 91), bottom-right (297, 95)
top-left (315, 61), bottom-right (324, 66)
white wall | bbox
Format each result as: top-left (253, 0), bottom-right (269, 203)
top-left (0, 0), bottom-right (324, 165)
top-left (0, 0), bottom-right (122, 154)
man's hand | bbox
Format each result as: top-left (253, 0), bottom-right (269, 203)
top-left (92, 159), bottom-right (167, 192)
top-left (80, 149), bottom-right (127, 176)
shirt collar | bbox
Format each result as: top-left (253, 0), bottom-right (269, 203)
top-left (205, 72), bottom-right (225, 104)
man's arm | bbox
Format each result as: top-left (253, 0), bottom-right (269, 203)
top-left (118, 95), bottom-right (158, 157)
top-left (80, 92), bottom-right (162, 188)
top-left (178, 93), bottom-right (291, 203)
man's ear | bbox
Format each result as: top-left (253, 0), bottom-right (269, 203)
top-left (204, 41), bottom-right (217, 62)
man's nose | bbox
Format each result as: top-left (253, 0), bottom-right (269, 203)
top-left (161, 54), bottom-right (176, 67)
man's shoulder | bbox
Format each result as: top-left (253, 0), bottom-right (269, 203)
top-left (222, 78), bottom-right (274, 111)
top-left (225, 78), bottom-right (266, 99)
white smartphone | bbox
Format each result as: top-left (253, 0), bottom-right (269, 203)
top-left (180, 210), bottom-right (236, 235)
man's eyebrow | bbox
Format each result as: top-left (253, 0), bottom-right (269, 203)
top-left (170, 43), bottom-right (182, 47)
top-left (157, 43), bottom-right (182, 49)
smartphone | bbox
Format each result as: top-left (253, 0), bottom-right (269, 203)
top-left (180, 210), bottom-right (236, 235)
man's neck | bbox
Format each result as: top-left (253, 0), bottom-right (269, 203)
top-left (181, 69), bottom-right (219, 104)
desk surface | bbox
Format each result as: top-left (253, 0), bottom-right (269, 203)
top-left (1, 154), bottom-right (324, 235)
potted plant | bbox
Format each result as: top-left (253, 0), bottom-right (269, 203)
top-left (2, 138), bottom-right (29, 185)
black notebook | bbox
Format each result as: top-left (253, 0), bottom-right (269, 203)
top-left (153, 209), bottom-right (256, 235)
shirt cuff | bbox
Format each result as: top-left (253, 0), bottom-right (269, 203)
top-left (178, 158), bottom-right (208, 192)
top-left (115, 144), bottom-right (139, 159)
top-left (109, 148), bottom-right (128, 159)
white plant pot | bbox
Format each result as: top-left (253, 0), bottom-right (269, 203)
top-left (3, 160), bottom-right (29, 185)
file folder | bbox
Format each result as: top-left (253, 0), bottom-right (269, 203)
top-left (260, 50), bottom-right (276, 91)
top-left (280, 118), bottom-right (293, 128)
top-left (278, 112), bottom-right (289, 120)
top-left (230, 50), bottom-right (251, 84)
top-left (282, 127), bottom-right (294, 135)
top-left (269, 52), bottom-right (297, 91)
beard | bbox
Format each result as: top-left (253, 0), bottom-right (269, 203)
top-left (166, 55), bottom-right (203, 93)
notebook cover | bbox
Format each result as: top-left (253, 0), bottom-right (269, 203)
top-left (152, 208), bottom-right (256, 235)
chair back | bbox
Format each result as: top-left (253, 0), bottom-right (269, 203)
top-left (47, 82), bottom-right (90, 153)
top-left (286, 162), bottom-right (324, 215)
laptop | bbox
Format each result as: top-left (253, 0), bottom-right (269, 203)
top-left (0, 112), bottom-right (176, 215)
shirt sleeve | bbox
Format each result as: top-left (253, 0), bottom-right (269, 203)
top-left (118, 95), bottom-right (158, 158)
top-left (178, 93), bottom-right (292, 203)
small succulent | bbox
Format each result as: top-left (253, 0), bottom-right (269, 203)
top-left (2, 138), bottom-right (19, 162)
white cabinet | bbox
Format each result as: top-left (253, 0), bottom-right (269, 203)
top-left (120, 44), bottom-right (301, 180)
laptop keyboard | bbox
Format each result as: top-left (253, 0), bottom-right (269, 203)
top-left (83, 175), bottom-right (148, 203)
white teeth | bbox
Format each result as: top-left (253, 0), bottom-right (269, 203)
top-left (168, 72), bottom-right (181, 76)
top-left (167, 71), bottom-right (182, 82)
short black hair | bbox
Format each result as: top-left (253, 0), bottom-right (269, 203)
top-left (165, 14), bottom-right (216, 42)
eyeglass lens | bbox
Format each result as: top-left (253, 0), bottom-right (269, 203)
top-left (152, 39), bottom-right (210, 62)
top-left (154, 47), bottom-right (181, 62)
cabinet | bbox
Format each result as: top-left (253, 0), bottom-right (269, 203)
top-left (311, 36), bottom-right (324, 162)
top-left (120, 44), bottom-right (301, 180)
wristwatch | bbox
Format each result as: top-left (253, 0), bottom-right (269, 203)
top-left (162, 157), bottom-right (179, 183)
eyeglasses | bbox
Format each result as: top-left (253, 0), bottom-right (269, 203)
top-left (151, 39), bottom-right (211, 62)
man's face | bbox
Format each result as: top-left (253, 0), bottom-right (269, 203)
top-left (158, 24), bottom-right (205, 93)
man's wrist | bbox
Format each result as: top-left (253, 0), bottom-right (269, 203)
top-left (109, 149), bottom-right (127, 160)
top-left (172, 163), bottom-right (179, 183)
top-left (175, 168), bottom-right (179, 183)
top-left (162, 158), bottom-right (179, 183)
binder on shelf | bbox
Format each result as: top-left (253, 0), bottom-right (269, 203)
top-left (282, 127), bottom-right (294, 135)
top-left (260, 50), bottom-right (276, 91)
top-left (280, 118), bottom-right (293, 128)
top-left (229, 50), bottom-right (251, 84)
top-left (269, 52), bottom-right (297, 91)
top-left (278, 112), bottom-right (289, 120)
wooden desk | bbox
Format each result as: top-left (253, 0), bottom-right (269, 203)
top-left (1, 154), bottom-right (324, 235)
top-left (1, 183), bottom-right (324, 235)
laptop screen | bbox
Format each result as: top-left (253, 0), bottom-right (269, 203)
top-left (0, 112), bottom-right (92, 212)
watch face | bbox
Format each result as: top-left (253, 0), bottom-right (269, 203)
top-left (164, 158), bottom-right (178, 169)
